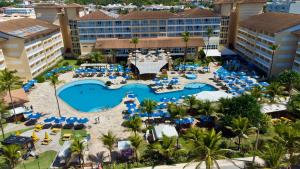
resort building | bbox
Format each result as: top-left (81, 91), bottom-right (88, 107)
top-left (0, 18), bottom-right (64, 80)
top-left (78, 8), bottom-right (221, 57)
top-left (3, 7), bottom-right (35, 15)
top-left (213, 0), bottom-right (266, 48)
top-left (266, 0), bottom-right (300, 14)
top-left (292, 30), bottom-right (300, 73)
top-left (235, 12), bottom-right (300, 77)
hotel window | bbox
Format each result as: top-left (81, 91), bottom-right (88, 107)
top-left (168, 20), bottom-right (176, 25)
top-left (115, 21), bottom-right (122, 26)
top-left (159, 27), bottom-right (166, 31)
top-left (159, 20), bottom-right (166, 25)
top-left (186, 19), bottom-right (193, 25)
top-left (105, 21), bottom-right (112, 26)
top-left (150, 20), bottom-right (157, 25)
top-left (141, 20), bottom-right (148, 25)
top-left (123, 21), bottom-right (130, 26)
top-left (177, 19), bottom-right (184, 25)
top-left (132, 21), bottom-right (140, 26)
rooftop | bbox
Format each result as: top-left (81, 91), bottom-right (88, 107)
top-left (80, 8), bottom-right (218, 20)
top-left (95, 37), bottom-right (204, 49)
top-left (0, 18), bottom-right (59, 39)
top-left (239, 12), bottom-right (300, 33)
top-left (214, 0), bottom-right (266, 4)
top-left (293, 30), bottom-right (300, 36)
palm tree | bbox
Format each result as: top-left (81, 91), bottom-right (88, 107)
top-left (109, 49), bottom-right (117, 63)
top-left (184, 127), bottom-right (205, 147)
top-left (287, 94), bottom-right (300, 117)
top-left (130, 37), bottom-right (139, 76)
top-left (100, 131), bottom-right (117, 162)
top-left (123, 116), bottom-right (142, 135)
top-left (185, 129), bottom-right (236, 169)
top-left (181, 32), bottom-right (190, 65)
top-left (0, 69), bottom-right (22, 123)
top-left (226, 116), bottom-right (256, 151)
top-left (71, 138), bottom-right (85, 168)
top-left (197, 100), bottom-right (219, 117)
top-left (205, 27), bottom-right (213, 57)
top-left (140, 99), bottom-right (157, 125)
top-left (151, 135), bottom-right (177, 163)
top-left (183, 96), bottom-right (198, 112)
top-left (273, 122), bottom-right (300, 166)
top-left (2, 144), bottom-right (21, 169)
top-left (168, 104), bottom-right (187, 130)
top-left (89, 51), bottom-right (105, 63)
top-left (265, 82), bottom-right (285, 103)
top-left (48, 75), bottom-right (63, 117)
top-left (128, 134), bottom-right (143, 162)
top-left (259, 143), bottom-right (288, 169)
top-left (268, 44), bottom-right (279, 78)
top-left (0, 101), bottom-right (9, 138)
top-left (278, 70), bottom-right (300, 101)
top-left (250, 86), bottom-right (263, 102)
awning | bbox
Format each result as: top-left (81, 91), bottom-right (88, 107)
top-left (153, 124), bottom-right (178, 140)
top-left (194, 91), bottom-right (232, 102)
top-left (203, 49), bottom-right (221, 57)
top-left (4, 88), bottom-right (29, 106)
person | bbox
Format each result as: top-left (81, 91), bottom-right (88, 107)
top-left (30, 105), bottom-right (33, 111)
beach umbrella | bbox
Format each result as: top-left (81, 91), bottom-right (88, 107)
top-left (109, 75), bottom-right (116, 79)
top-left (180, 95), bottom-right (186, 99)
top-left (78, 118), bottom-right (89, 124)
top-left (128, 108), bottom-right (137, 114)
top-left (162, 77), bottom-right (168, 80)
top-left (128, 94), bottom-right (136, 98)
top-left (126, 103), bottom-right (136, 108)
top-left (153, 78), bottom-right (159, 81)
top-left (160, 97), bottom-right (169, 102)
top-left (170, 97), bottom-right (177, 102)
top-left (253, 75), bottom-right (260, 79)
top-left (260, 82), bottom-right (270, 87)
top-left (239, 72), bottom-right (246, 76)
top-left (28, 113), bottom-right (42, 119)
top-left (159, 103), bottom-right (168, 109)
top-left (54, 117), bottom-right (65, 124)
top-left (44, 117), bottom-right (55, 123)
top-left (228, 89), bottom-right (236, 93)
top-left (66, 117), bottom-right (78, 124)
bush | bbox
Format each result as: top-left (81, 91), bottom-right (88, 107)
top-left (62, 62), bottom-right (69, 66)
top-left (76, 59), bottom-right (83, 66)
top-left (36, 76), bottom-right (45, 83)
top-left (105, 81), bottom-right (112, 86)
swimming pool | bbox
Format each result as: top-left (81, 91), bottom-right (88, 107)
top-left (58, 80), bottom-right (217, 112)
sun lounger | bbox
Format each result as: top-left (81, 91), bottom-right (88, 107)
top-left (50, 128), bottom-right (60, 135)
top-left (62, 134), bottom-right (72, 141)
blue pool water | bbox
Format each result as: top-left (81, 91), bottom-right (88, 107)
top-left (58, 80), bottom-right (216, 112)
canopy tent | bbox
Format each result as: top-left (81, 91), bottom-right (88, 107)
top-left (9, 107), bottom-right (30, 116)
top-left (203, 49), bottom-right (221, 57)
top-left (261, 103), bottom-right (287, 113)
top-left (153, 124), bottom-right (178, 140)
top-left (194, 91), bottom-right (233, 102)
top-left (130, 58), bottom-right (168, 74)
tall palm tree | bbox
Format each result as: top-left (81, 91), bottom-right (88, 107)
top-left (287, 94), bottom-right (300, 117)
top-left (151, 135), bottom-right (177, 163)
top-left (2, 144), bottom-right (21, 169)
top-left (197, 100), bottom-right (219, 117)
top-left (181, 32), bottom-right (190, 65)
top-left (0, 101), bottom-right (9, 138)
top-left (265, 82), bottom-right (285, 103)
top-left (226, 116), bottom-right (256, 151)
top-left (185, 129), bottom-right (237, 169)
top-left (268, 44), bottom-right (279, 78)
top-left (168, 104), bottom-right (187, 129)
top-left (48, 75), bottom-right (63, 117)
top-left (259, 143), bottom-right (288, 169)
top-left (123, 116), bottom-right (142, 135)
top-left (89, 51), bottom-right (105, 63)
top-left (140, 99), bottom-right (157, 125)
top-left (130, 37), bottom-right (139, 76)
top-left (0, 69), bottom-right (22, 123)
top-left (184, 127), bottom-right (205, 147)
top-left (205, 27), bottom-right (213, 57)
top-left (109, 49), bottom-right (117, 64)
top-left (71, 138), bottom-right (85, 168)
top-left (128, 134), bottom-right (143, 162)
top-left (250, 86), bottom-right (263, 102)
top-left (278, 70), bottom-right (300, 101)
top-left (100, 131), bottom-right (117, 162)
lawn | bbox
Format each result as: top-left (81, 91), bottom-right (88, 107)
top-left (15, 150), bottom-right (57, 169)
top-left (59, 129), bottom-right (88, 145)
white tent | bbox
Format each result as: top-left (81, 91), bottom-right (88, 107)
top-left (9, 107), bottom-right (29, 116)
top-left (153, 124), bottom-right (178, 140)
top-left (203, 49), bottom-right (221, 57)
top-left (194, 91), bottom-right (232, 102)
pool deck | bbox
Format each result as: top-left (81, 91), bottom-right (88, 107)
top-left (23, 63), bottom-right (222, 160)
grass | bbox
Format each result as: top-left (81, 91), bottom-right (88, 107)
top-left (15, 150), bottom-right (57, 169)
top-left (59, 129), bottom-right (88, 145)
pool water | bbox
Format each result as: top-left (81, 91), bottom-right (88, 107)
top-left (58, 80), bottom-right (216, 112)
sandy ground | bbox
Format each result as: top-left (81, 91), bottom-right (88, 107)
top-left (16, 63), bottom-right (221, 162)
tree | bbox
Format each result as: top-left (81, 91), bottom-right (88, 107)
top-left (100, 131), bottom-right (117, 162)
top-left (128, 134), bottom-right (143, 162)
top-left (259, 143), bottom-right (288, 169)
top-left (181, 32), bottom-right (190, 65)
top-left (48, 75), bottom-right (63, 117)
top-left (226, 116), bottom-right (255, 151)
top-left (89, 51), bottom-right (105, 63)
top-left (71, 138), bottom-right (85, 168)
top-left (265, 82), bottom-right (285, 103)
top-left (0, 69), bottom-right (22, 123)
top-left (268, 44), bottom-right (279, 78)
top-left (140, 99), bottom-right (157, 125)
top-left (1, 144), bottom-right (21, 169)
top-left (205, 27), bottom-right (213, 57)
top-left (277, 70), bottom-right (300, 101)
top-left (183, 96), bottom-right (198, 112)
top-left (0, 101), bottom-right (9, 138)
top-left (273, 122), bottom-right (300, 166)
top-left (184, 127), bottom-right (205, 147)
top-left (168, 104), bottom-right (187, 130)
top-left (130, 37), bottom-right (139, 76)
top-left (123, 116), bottom-right (142, 135)
top-left (197, 100), bottom-right (219, 117)
top-left (151, 135), bottom-right (178, 163)
top-left (250, 86), bottom-right (263, 102)
top-left (185, 129), bottom-right (236, 169)
top-left (109, 49), bottom-right (117, 63)
top-left (287, 94), bottom-right (300, 117)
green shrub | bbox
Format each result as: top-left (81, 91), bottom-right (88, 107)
top-left (36, 76), bottom-right (45, 83)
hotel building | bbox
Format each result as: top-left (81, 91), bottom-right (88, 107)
top-left (77, 8), bottom-right (221, 57)
top-left (292, 30), bottom-right (300, 73)
top-left (235, 12), bottom-right (300, 77)
top-left (213, 0), bottom-right (266, 48)
top-left (0, 18), bottom-right (64, 80)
